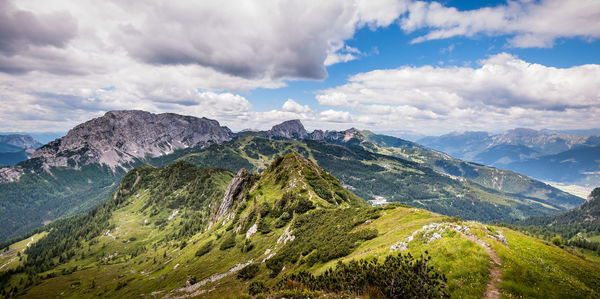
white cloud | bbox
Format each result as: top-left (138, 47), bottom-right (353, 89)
top-left (282, 99), bottom-right (312, 113)
top-left (400, 0), bottom-right (600, 48)
top-left (319, 109), bottom-right (354, 123)
top-left (0, 0), bottom-right (411, 132)
top-left (317, 53), bottom-right (600, 134)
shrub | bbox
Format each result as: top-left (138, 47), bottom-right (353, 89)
top-left (195, 241), bottom-right (213, 257)
top-left (238, 264), bottom-right (260, 280)
top-left (276, 253), bottom-right (448, 298)
top-left (258, 217), bottom-right (272, 234)
top-left (248, 281), bottom-right (268, 296)
top-left (241, 239), bottom-right (254, 253)
top-left (220, 233), bottom-right (236, 250)
top-left (551, 236), bottom-right (564, 248)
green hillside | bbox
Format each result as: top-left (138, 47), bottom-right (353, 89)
top-left (1, 153), bottom-right (598, 298)
top-left (508, 187), bottom-right (600, 253)
top-left (177, 136), bottom-right (577, 221)
top-left (361, 131), bottom-right (582, 209)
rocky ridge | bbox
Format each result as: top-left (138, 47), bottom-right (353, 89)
top-left (1, 110), bottom-right (233, 182)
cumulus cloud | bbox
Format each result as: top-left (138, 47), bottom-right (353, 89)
top-left (282, 99), bottom-right (312, 113)
top-left (317, 53), bottom-right (600, 133)
top-left (400, 0), bottom-right (600, 48)
top-left (0, 0), bottom-right (411, 132)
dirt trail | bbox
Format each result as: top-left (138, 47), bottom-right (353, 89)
top-left (460, 232), bottom-right (502, 299)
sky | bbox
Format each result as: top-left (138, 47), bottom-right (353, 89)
top-left (0, 0), bottom-right (599, 138)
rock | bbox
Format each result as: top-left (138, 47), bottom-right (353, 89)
top-left (268, 119), bottom-right (308, 140)
top-left (216, 168), bottom-right (251, 220)
top-left (0, 166), bottom-right (25, 183)
top-left (390, 241), bottom-right (408, 252)
top-left (308, 128), bottom-right (364, 144)
top-left (245, 224), bottom-right (258, 239)
top-left (27, 110), bottom-right (233, 172)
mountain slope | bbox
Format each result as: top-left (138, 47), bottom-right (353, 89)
top-left (0, 135), bottom-right (42, 152)
top-left (0, 114), bottom-right (584, 242)
top-left (177, 135), bottom-right (581, 221)
top-left (506, 146), bottom-right (600, 184)
top-left (1, 155), bottom-right (598, 298)
top-left (511, 187), bottom-right (600, 243)
top-left (0, 111), bottom-right (233, 241)
top-left (357, 131), bottom-right (583, 210)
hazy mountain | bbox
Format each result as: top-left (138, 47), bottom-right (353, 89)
top-left (0, 134), bottom-right (43, 166)
top-left (419, 128), bottom-right (600, 186)
top-left (0, 134), bottom-right (42, 151)
top-left (0, 154), bottom-right (598, 298)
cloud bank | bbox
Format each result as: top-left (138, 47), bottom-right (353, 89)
top-left (317, 53), bottom-right (600, 134)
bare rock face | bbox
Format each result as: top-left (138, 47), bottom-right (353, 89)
top-left (216, 168), bottom-right (251, 220)
top-left (268, 119), bottom-right (308, 140)
top-left (308, 128), bottom-right (364, 143)
top-left (0, 166), bottom-right (25, 183)
top-left (1, 110), bottom-right (233, 182)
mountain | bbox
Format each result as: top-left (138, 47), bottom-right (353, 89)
top-left (0, 111), bottom-right (233, 241)
top-left (419, 128), bottom-right (600, 186)
top-left (0, 113), bottom-right (584, 242)
top-left (0, 134), bottom-right (42, 166)
top-left (177, 130), bottom-right (581, 222)
top-left (511, 187), bottom-right (600, 244)
top-left (505, 146), bottom-right (600, 184)
top-left (1, 155), bottom-right (598, 298)
top-left (26, 110), bottom-right (232, 174)
top-left (0, 135), bottom-right (42, 152)
top-left (267, 119), bottom-right (308, 140)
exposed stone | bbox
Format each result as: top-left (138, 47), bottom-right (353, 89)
top-left (268, 119), bottom-right (308, 140)
top-left (390, 241), bottom-right (408, 252)
top-left (27, 110), bottom-right (233, 172)
top-left (216, 168), bottom-right (251, 220)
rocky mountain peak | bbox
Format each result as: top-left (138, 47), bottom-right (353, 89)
top-left (268, 119), bottom-right (308, 140)
top-left (308, 128), bottom-right (365, 144)
top-left (23, 110), bottom-right (232, 174)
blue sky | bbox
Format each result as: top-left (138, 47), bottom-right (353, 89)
top-left (0, 0), bottom-right (599, 137)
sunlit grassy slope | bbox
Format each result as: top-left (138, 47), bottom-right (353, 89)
top-left (1, 153), bottom-right (598, 298)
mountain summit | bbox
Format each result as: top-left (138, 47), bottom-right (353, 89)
top-left (267, 119), bottom-right (308, 140)
top-left (2, 110), bottom-right (232, 181)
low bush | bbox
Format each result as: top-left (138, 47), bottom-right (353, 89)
top-left (276, 253), bottom-right (448, 298)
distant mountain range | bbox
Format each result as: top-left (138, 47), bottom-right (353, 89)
top-left (0, 134), bottom-right (42, 166)
top-left (419, 128), bottom-right (600, 186)
top-left (0, 111), bottom-right (584, 242)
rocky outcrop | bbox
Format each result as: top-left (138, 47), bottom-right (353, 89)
top-left (308, 128), bottom-right (364, 144)
top-left (0, 166), bottom-right (25, 183)
top-left (28, 110), bottom-right (233, 171)
top-left (267, 119), bottom-right (308, 140)
top-left (0, 110), bottom-right (233, 182)
top-left (216, 168), bottom-right (251, 220)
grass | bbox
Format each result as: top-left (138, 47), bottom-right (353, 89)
top-left (491, 228), bottom-right (600, 298)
